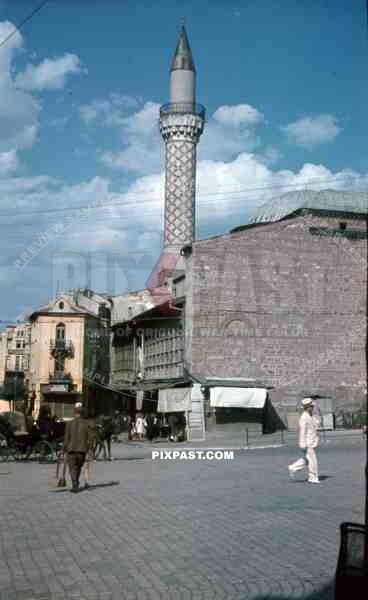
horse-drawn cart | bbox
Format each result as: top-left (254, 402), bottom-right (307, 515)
top-left (0, 411), bottom-right (65, 462)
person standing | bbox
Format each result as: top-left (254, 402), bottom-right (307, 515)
top-left (288, 398), bottom-right (321, 484)
top-left (102, 415), bottom-right (114, 460)
top-left (135, 413), bottom-right (147, 440)
top-left (168, 413), bottom-right (178, 442)
top-left (63, 402), bottom-right (93, 493)
top-left (146, 413), bottom-right (155, 441)
top-left (129, 417), bottom-right (137, 441)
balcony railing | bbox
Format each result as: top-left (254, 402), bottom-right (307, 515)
top-left (160, 102), bottom-right (206, 120)
top-left (49, 371), bottom-right (73, 383)
top-left (50, 338), bottom-right (74, 358)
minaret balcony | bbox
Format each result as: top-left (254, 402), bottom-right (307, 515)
top-left (160, 102), bottom-right (205, 120)
top-left (50, 338), bottom-right (74, 358)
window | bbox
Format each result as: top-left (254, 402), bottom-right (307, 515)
top-left (16, 341), bottom-right (22, 349)
top-left (56, 322), bottom-right (65, 340)
top-left (59, 301), bottom-right (64, 309)
top-left (339, 222), bottom-right (347, 231)
top-left (15, 355), bottom-right (23, 371)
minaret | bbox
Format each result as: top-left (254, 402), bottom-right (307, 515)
top-left (159, 24), bottom-right (205, 259)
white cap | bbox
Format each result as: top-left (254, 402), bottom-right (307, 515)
top-left (75, 402), bottom-right (83, 409)
top-left (302, 398), bottom-right (314, 407)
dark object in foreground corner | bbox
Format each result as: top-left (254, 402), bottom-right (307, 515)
top-left (334, 522), bottom-right (367, 599)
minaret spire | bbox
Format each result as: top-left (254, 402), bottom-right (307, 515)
top-left (159, 24), bottom-right (205, 256)
top-left (171, 23), bottom-right (196, 72)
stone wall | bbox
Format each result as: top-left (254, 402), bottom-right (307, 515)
top-left (185, 213), bottom-right (367, 416)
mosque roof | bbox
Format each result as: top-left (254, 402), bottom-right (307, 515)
top-left (248, 189), bottom-right (368, 225)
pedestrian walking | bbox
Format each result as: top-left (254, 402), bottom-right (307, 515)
top-left (63, 402), bottom-right (93, 493)
top-left (103, 415), bottom-right (114, 460)
top-left (129, 418), bottom-right (137, 440)
top-left (135, 413), bottom-right (147, 440)
top-left (288, 398), bottom-right (321, 484)
top-left (94, 415), bottom-right (114, 460)
top-left (168, 413), bottom-right (178, 441)
top-left (146, 413), bottom-right (155, 441)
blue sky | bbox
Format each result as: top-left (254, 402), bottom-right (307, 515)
top-left (0, 0), bottom-right (367, 324)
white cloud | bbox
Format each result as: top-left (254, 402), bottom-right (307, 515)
top-left (96, 101), bottom-right (265, 173)
top-left (0, 21), bottom-right (40, 154)
top-left (195, 155), bottom-right (368, 224)
top-left (79, 93), bottom-right (140, 125)
top-left (15, 53), bottom-right (85, 91)
top-left (0, 149), bottom-right (18, 175)
top-left (256, 145), bottom-right (282, 166)
top-left (123, 101), bottom-right (158, 135)
top-left (0, 20), bottom-right (86, 175)
top-left (281, 114), bottom-right (341, 148)
top-left (99, 101), bottom-right (162, 174)
top-left (198, 119), bottom-right (260, 162)
top-left (213, 104), bottom-right (264, 127)
top-left (80, 99), bottom-right (111, 123)
top-left (1, 151), bottom-right (368, 322)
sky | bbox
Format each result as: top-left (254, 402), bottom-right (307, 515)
top-left (0, 0), bottom-right (367, 325)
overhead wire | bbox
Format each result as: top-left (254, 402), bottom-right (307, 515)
top-left (0, 174), bottom-right (366, 223)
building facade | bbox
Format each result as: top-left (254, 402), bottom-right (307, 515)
top-left (184, 192), bottom-right (367, 423)
top-left (0, 324), bottom-right (31, 412)
top-left (29, 289), bottom-right (112, 418)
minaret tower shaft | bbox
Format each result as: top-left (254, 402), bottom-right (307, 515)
top-left (160, 25), bottom-right (205, 255)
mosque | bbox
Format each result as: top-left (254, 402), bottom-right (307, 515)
top-left (110, 25), bottom-right (367, 437)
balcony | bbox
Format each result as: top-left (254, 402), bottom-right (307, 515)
top-left (44, 372), bottom-right (73, 394)
top-left (160, 102), bottom-right (206, 120)
top-left (49, 338), bottom-right (74, 358)
top-left (49, 371), bottom-right (73, 384)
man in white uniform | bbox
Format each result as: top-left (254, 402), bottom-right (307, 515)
top-left (288, 398), bottom-right (321, 484)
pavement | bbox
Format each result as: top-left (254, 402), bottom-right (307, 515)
top-left (0, 433), bottom-right (365, 600)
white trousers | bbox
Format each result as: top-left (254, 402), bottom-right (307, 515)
top-left (289, 448), bottom-right (318, 481)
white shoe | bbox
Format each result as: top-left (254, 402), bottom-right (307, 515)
top-left (308, 478), bottom-right (320, 484)
top-left (288, 466), bottom-right (295, 478)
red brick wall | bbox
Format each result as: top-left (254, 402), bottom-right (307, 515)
top-left (186, 213), bottom-right (367, 416)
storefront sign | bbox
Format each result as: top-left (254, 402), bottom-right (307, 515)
top-left (158, 387), bottom-right (191, 412)
top-left (43, 384), bottom-right (69, 393)
top-left (210, 387), bottom-right (267, 408)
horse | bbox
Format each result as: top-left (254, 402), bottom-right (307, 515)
top-left (93, 415), bottom-right (115, 460)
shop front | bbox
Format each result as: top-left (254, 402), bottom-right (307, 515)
top-left (158, 386), bottom-right (192, 440)
top-left (210, 386), bottom-right (285, 434)
top-left (41, 382), bottom-right (81, 419)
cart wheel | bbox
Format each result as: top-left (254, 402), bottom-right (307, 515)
top-left (35, 440), bottom-right (54, 463)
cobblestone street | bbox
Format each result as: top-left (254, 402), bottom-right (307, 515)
top-left (0, 434), bottom-right (365, 600)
